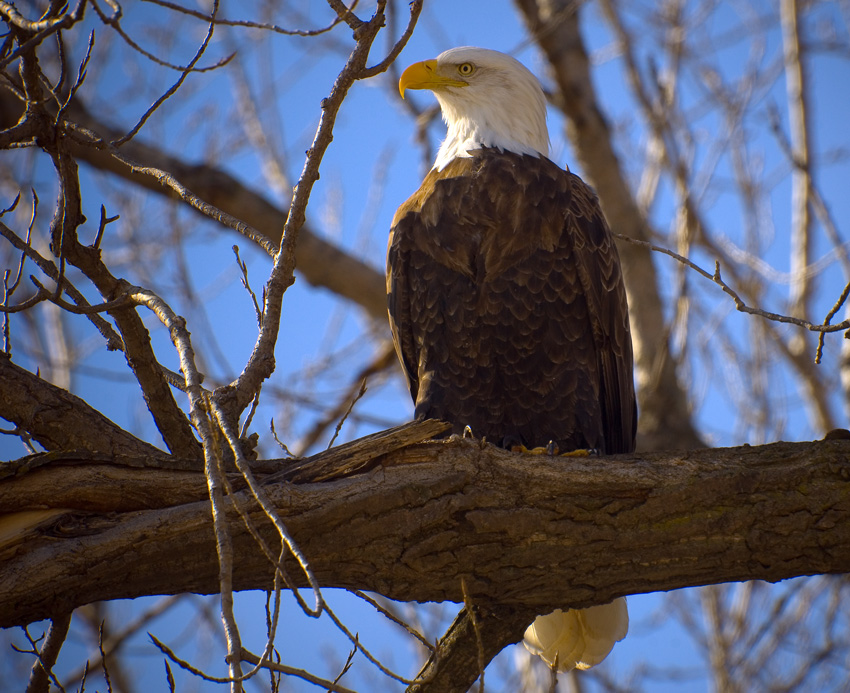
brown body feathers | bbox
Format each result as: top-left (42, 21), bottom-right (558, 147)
top-left (387, 149), bottom-right (636, 454)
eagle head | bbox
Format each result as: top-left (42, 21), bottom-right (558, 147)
top-left (399, 47), bottom-right (550, 170)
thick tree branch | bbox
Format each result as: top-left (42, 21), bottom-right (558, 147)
top-left (1, 429), bottom-right (847, 628)
top-left (0, 355), bottom-right (164, 457)
top-left (408, 604), bottom-right (540, 693)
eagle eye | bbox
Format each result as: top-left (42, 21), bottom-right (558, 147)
top-left (457, 62), bottom-right (475, 77)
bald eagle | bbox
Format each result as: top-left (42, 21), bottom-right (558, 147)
top-left (388, 47), bottom-right (636, 671)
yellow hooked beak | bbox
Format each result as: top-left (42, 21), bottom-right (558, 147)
top-left (398, 59), bottom-right (468, 99)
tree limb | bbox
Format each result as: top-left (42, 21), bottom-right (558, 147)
top-left (1, 430), bottom-right (847, 628)
top-left (0, 354), bottom-right (164, 458)
top-left (0, 77), bottom-right (389, 321)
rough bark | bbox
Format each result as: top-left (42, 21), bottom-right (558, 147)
top-left (1, 429), bottom-right (848, 629)
top-left (408, 604), bottom-right (540, 693)
top-left (0, 354), bottom-right (164, 458)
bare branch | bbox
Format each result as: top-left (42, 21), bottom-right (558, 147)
top-left (24, 613), bottom-right (72, 693)
top-left (2, 432), bottom-right (849, 628)
top-left (89, 0), bottom-right (233, 73)
top-left (108, 0), bottom-right (226, 145)
top-left (614, 234), bottom-right (850, 338)
top-left (143, 0), bottom-right (352, 37)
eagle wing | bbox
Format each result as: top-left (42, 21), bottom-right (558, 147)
top-left (387, 150), bottom-right (636, 454)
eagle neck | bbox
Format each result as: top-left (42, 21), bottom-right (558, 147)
top-left (432, 92), bottom-right (549, 172)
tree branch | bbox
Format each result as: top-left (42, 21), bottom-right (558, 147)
top-left (0, 355), bottom-right (164, 457)
top-left (0, 95), bottom-right (389, 320)
top-left (1, 428), bottom-right (847, 628)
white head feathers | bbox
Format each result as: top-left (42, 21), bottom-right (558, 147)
top-left (400, 47), bottom-right (550, 171)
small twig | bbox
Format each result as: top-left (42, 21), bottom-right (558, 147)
top-left (614, 233), bottom-right (850, 337)
top-left (92, 205), bottom-right (120, 251)
top-left (0, 192), bottom-right (21, 217)
top-left (163, 660), bottom-right (176, 692)
top-left (97, 623), bottom-right (114, 693)
top-left (0, 218), bottom-right (123, 350)
top-left (239, 386), bottom-right (262, 439)
top-left (142, 0), bottom-right (352, 36)
top-left (237, 648), bottom-right (358, 693)
top-left (358, 0), bottom-right (423, 79)
top-left (65, 121), bottom-right (276, 255)
top-left (816, 280), bottom-right (850, 364)
top-left (110, 0), bottom-right (226, 146)
top-left (332, 642), bottom-right (358, 690)
top-left (89, 0), bottom-right (232, 74)
top-left (269, 418), bottom-right (297, 457)
top-left (54, 29), bottom-right (94, 125)
top-left (321, 599), bottom-right (428, 686)
top-left (351, 591), bottom-right (433, 650)
top-left (150, 634), bottom-right (241, 684)
top-left (326, 378), bottom-right (367, 449)
top-left (0, 0), bottom-right (86, 71)
top-left (232, 245), bottom-right (263, 327)
top-left (210, 403), bottom-right (324, 618)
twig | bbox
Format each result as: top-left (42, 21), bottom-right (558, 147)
top-left (816, 280), bottom-right (850, 364)
top-left (359, 0), bottom-right (424, 79)
top-left (326, 378), bottom-right (367, 449)
top-left (54, 29), bottom-right (94, 125)
top-left (89, 0), bottom-right (233, 73)
top-left (92, 204), bottom-right (120, 251)
top-left (126, 285), bottom-right (245, 688)
top-left (210, 403), bottom-right (324, 618)
top-left (351, 591), bottom-right (433, 650)
top-left (269, 418), bottom-right (297, 457)
top-left (0, 0), bottom-right (87, 70)
top-left (321, 599), bottom-right (430, 686)
top-left (21, 614), bottom-right (72, 693)
top-left (232, 245), bottom-right (264, 327)
top-left (0, 218), bottom-right (124, 351)
top-left (224, 0), bottom-right (421, 418)
top-left (462, 578), bottom-right (486, 693)
top-left (142, 0), bottom-right (353, 37)
top-left (97, 623), bottom-right (114, 693)
top-left (109, 0), bottom-right (227, 146)
top-left (237, 648), bottom-right (358, 693)
top-left (65, 121), bottom-right (276, 255)
top-left (614, 233), bottom-right (850, 337)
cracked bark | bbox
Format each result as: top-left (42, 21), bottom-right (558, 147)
top-left (2, 432), bottom-right (848, 630)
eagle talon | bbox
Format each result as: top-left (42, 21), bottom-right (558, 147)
top-left (462, 425), bottom-right (474, 439)
top-left (546, 440), bottom-right (559, 455)
top-left (559, 448), bottom-right (597, 457)
top-left (512, 444), bottom-right (551, 455)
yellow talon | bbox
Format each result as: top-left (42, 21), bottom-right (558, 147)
top-left (511, 443), bottom-right (595, 457)
top-left (559, 448), bottom-right (592, 457)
